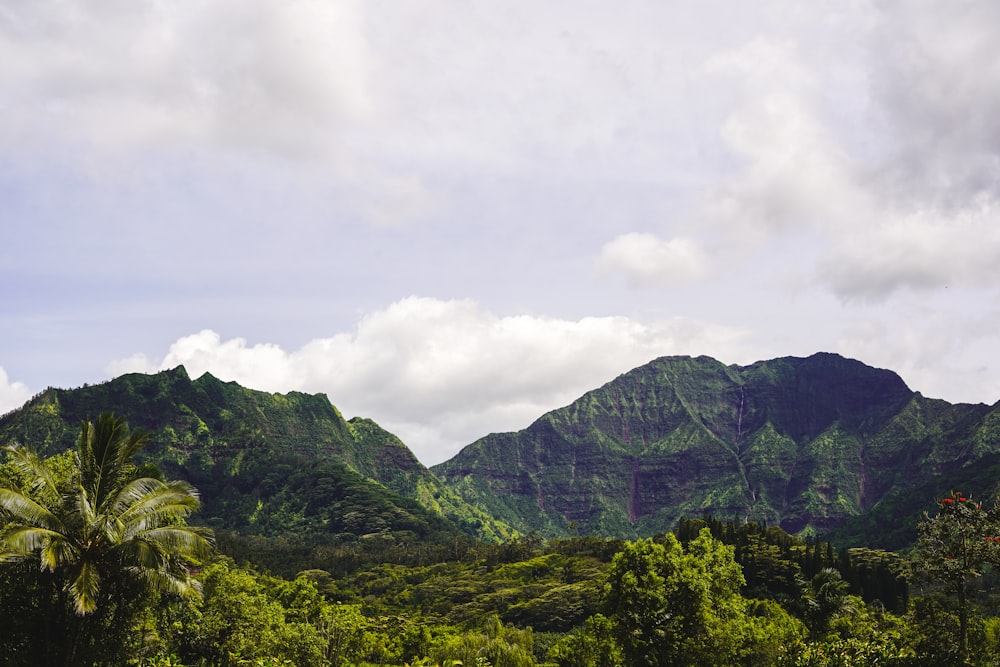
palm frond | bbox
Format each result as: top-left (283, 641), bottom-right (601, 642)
top-left (76, 487), bottom-right (98, 533)
top-left (80, 414), bottom-right (151, 510)
top-left (109, 477), bottom-right (167, 513)
top-left (115, 481), bottom-right (202, 538)
top-left (0, 525), bottom-right (69, 557)
top-left (125, 563), bottom-right (203, 599)
top-left (40, 535), bottom-right (80, 571)
top-left (131, 526), bottom-right (214, 559)
top-left (0, 487), bottom-right (67, 532)
top-left (3, 444), bottom-right (60, 498)
top-left (69, 559), bottom-right (102, 615)
top-left (114, 478), bottom-right (199, 519)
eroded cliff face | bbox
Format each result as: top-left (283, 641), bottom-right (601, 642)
top-left (433, 353), bottom-right (998, 543)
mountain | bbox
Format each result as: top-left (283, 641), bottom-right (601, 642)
top-left (4, 353), bottom-right (998, 554)
top-left (432, 353), bottom-right (1000, 548)
top-left (0, 367), bottom-right (514, 555)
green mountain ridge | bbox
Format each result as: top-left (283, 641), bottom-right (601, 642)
top-left (2, 352), bottom-right (998, 553)
top-left (0, 366), bottom-right (515, 561)
top-left (432, 352), bottom-right (1000, 548)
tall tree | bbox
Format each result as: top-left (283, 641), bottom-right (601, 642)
top-left (800, 567), bottom-right (856, 638)
top-left (913, 490), bottom-right (1000, 662)
top-left (0, 413), bottom-right (213, 665)
top-left (604, 529), bottom-right (747, 666)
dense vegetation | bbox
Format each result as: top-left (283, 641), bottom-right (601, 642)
top-left (3, 421), bottom-right (1000, 665)
top-left (2, 354), bottom-right (1000, 665)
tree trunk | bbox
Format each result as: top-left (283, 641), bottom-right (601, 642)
top-left (958, 584), bottom-right (969, 662)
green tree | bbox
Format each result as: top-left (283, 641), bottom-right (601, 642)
top-left (800, 568), bottom-right (857, 638)
top-left (913, 490), bottom-right (1000, 661)
top-left (168, 560), bottom-right (327, 666)
top-left (604, 529), bottom-right (747, 666)
top-left (546, 613), bottom-right (623, 667)
top-left (432, 614), bottom-right (536, 667)
top-left (0, 413), bottom-right (213, 665)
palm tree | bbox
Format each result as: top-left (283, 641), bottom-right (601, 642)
top-left (0, 413), bottom-right (213, 664)
top-left (801, 567), bottom-right (856, 637)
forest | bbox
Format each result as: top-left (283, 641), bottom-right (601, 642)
top-left (2, 415), bottom-right (1000, 666)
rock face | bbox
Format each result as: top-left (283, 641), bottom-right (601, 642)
top-left (432, 353), bottom-right (1000, 545)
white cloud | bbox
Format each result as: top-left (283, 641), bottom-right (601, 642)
top-left (110, 297), bottom-right (753, 464)
top-left (712, 92), bottom-right (867, 236)
top-left (608, 12), bottom-right (1000, 302)
top-left (820, 197), bottom-right (1000, 299)
top-left (0, 0), bottom-right (372, 158)
top-left (0, 367), bottom-right (32, 416)
top-left (597, 234), bottom-right (710, 287)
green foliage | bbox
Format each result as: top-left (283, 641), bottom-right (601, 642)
top-left (0, 413), bottom-right (213, 666)
top-left (739, 599), bottom-right (808, 666)
top-left (779, 634), bottom-right (913, 667)
top-left (799, 569), bottom-right (856, 638)
top-left (604, 529), bottom-right (747, 666)
top-left (162, 560), bottom-right (326, 666)
top-left (431, 615), bottom-right (535, 667)
top-left (141, 656), bottom-right (187, 667)
top-left (913, 491), bottom-right (1000, 660)
top-left (545, 614), bottom-right (623, 667)
top-left (679, 516), bottom-right (909, 613)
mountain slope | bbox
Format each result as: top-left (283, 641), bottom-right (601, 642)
top-left (0, 367), bottom-right (514, 545)
top-left (432, 353), bottom-right (1000, 547)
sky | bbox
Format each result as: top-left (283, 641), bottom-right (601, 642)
top-left (2, 0), bottom-right (1000, 465)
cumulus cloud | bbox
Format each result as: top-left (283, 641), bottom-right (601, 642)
top-left (110, 297), bottom-right (753, 464)
top-left (597, 233), bottom-right (710, 287)
top-left (0, 367), bottom-right (32, 415)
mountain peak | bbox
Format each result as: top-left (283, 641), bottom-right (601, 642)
top-left (433, 353), bottom-right (992, 547)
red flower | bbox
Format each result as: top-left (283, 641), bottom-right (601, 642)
top-left (942, 498), bottom-right (955, 504)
